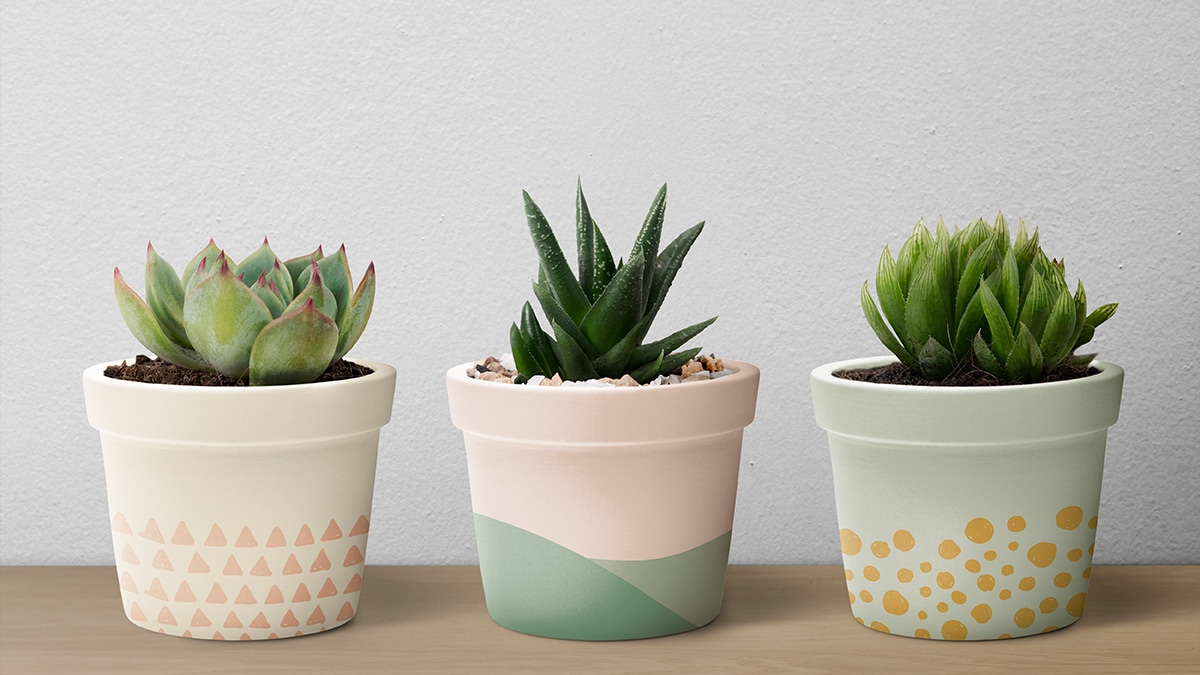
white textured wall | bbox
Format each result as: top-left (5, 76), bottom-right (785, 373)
top-left (2, 1), bottom-right (1197, 566)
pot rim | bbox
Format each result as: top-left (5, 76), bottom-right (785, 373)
top-left (84, 357), bottom-right (396, 443)
top-left (84, 357), bottom-right (395, 394)
top-left (811, 355), bottom-right (1122, 392)
top-left (446, 360), bottom-right (760, 443)
top-left (446, 359), bottom-right (758, 396)
top-left (810, 356), bottom-right (1123, 443)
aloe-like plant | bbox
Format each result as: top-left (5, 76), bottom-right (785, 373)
top-left (114, 239), bottom-right (375, 385)
top-left (508, 182), bottom-right (715, 384)
top-left (861, 213), bottom-right (1117, 384)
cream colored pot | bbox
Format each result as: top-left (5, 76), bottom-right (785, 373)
top-left (811, 356), bottom-right (1123, 640)
top-left (446, 361), bottom-right (760, 640)
top-left (83, 359), bottom-right (395, 640)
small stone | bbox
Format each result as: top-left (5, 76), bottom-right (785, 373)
top-left (478, 371), bottom-right (506, 382)
top-left (700, 354), bottom-right (725, 373)
top-left (679, 359), bottom-right (704, 378)
top-left (547, 374), bottom-right (563, 386)
top-left (485, 360), bottom-right (507, 374)
top-left (616, 375), bottom-right (639, 387)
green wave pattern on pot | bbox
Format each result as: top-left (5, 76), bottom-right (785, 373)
top-left (473, 514), bottom-right (732, 640)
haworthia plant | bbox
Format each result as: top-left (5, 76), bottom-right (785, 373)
top-left (509, 182), bottom-right (716, 384)
top-left (114, 239), bottom-right (375, 385)
top-left (861, 213), bottom-right (1117, 384)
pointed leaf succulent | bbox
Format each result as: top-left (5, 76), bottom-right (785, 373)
top-left (114, 239), bottom-right (376, 385)
top-left (862, 214), bottom-right (1117, 383)
top-left (509, 182), bottom-right (716, 384)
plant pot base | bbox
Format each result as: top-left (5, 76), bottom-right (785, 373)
top-left (838, 506), bottom-right (1097, 641)
top-left (475, 514), bottom-right (730, 640)
top-left (110, 511), bottom-right (370, 640)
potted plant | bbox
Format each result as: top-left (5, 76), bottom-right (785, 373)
top-left (446, 182), bottom-right (760, 640)
top-left (83, 239), bottom-right (396, 640)
top-left (810, 214), bottom-right (1123, 641)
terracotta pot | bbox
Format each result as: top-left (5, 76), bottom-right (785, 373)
top-left (811, 356), bottom-right (1123, 640)
top-left (83, 359), bottom-right (396, 640)
top-left (446, 361), bottom-right (760, 640)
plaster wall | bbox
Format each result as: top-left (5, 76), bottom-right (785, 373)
top-left (2, 1), bottom-right (1197, 565)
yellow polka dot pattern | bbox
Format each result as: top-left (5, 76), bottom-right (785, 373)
top-left (839, 505), bottom-right (1098, 640)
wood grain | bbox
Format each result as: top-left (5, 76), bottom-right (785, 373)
top-left (1, 566), bottom-right (1196, 674)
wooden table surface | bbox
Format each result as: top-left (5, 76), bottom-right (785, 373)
top-left (1, 565), bottom-right (1196, 674)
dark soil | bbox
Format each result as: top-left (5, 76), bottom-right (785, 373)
top-left (104, 354), bottom-right (373, 386)
top-left (833, 361), bottom-right (1098, 387)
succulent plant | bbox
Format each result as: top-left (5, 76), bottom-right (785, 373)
top-left (508, 182), bottom-right (715, 384)
top-left (861, 213), bottom-right (1117, 384)
top-left (114, 239), bottom-right (375, 385)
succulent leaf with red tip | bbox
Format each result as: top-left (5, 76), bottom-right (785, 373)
top-left (113, 239), bottom-right (375, 385)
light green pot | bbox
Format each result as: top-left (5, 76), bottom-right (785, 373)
top-left (811, 356), bottom-right (1123, 640)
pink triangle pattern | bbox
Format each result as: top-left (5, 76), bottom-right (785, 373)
top-left (172, 522), bottom-right (194, 545)
top-left (235, 527), bottom-right (258, 548)
top-left (110, 513), bottom-right (370, 640)
top-left (141, 519), bottom-right (164, 543)
top-left (321, 520), bottom-right (343, 541)
top-left (111, 513), bottom-right (133, 536)
top-left (266, 527), bottom-right (287, 548)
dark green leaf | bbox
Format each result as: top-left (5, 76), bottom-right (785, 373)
top-left (576, 180), bottom-right (596, 302)
top-left (629, 316), bottom-right (716, 367)
top-left (645, 221), bottom-right (704, 322)
top-left (631, 184), bottom-right (667, 294)
top-left (521, 301), bottom-right (557, 376)
top-left (524, 190), bottom-right (591, 323)
top-left (579, 254), bottom-right (645, 355)
top-left (628, 350), bottom-right (665, 384)
top-left (551, 320), bottom-right (599, 381)
top-left (509, 323), bottom-right (545, 378)
top-left (532, 281), bottom-right (598, 359)
top-left (656, 347), bottom-right (703, 380)
top-left (592, 221), bottom-right (617, 296)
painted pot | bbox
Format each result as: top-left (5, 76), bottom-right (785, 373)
top-left (83, 359), bottom-right (396, 640)
top-left (811, 356), bottom-right (1123, 640)
top-left (446, 361), bottom-right (759, 640)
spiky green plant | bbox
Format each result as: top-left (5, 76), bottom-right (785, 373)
top-left (508, 182), bottom-right (715, 384)
top-left (861, 213), bottom-right (1117, 384)
top-left (114, 239), bottom-right (375, 385)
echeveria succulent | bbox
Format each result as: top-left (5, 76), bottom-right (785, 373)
top-left (862, 214), bottom-right (1117, 384)
top-left (508, 182), bottom-right (715, 384)
top-left (114, 239), bottom-right (375, 385)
